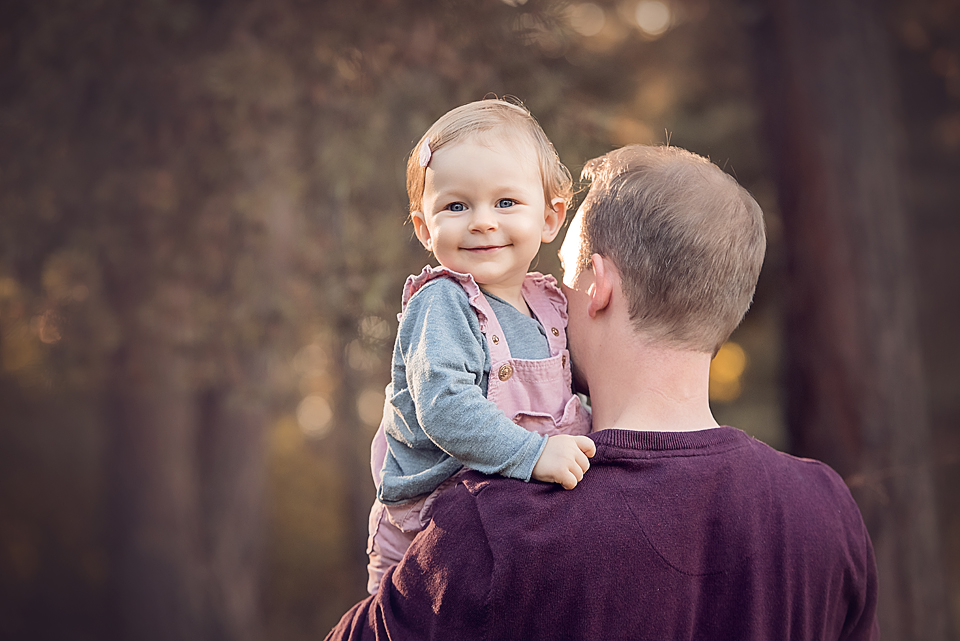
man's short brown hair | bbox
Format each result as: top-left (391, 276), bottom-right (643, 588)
top-left (577, 145), bottom-right (766, 353)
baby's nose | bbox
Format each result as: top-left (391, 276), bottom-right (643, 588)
top-left (468, 207), bottom-right (498, 232)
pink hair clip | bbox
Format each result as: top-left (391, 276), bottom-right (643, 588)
top-left (418, 138), bottom-right (432, 168)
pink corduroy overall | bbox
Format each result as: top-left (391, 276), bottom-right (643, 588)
top-left (366, 266), bottom-right (591, 594)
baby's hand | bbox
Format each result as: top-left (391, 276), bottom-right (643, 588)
top-left (531, 435), bottom-right (596, 490)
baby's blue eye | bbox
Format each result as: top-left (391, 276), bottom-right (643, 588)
top-left (497, 198), bottom-right (516, 208)
top-left (447, 202), bottom-right (466, 212)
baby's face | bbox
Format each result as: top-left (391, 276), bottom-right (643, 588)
top-left (412, 136), bottom-right (563, 301)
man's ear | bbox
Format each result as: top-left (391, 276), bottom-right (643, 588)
top-left (541, 198), bottom-right (567, 243)
top-left (587, 253), bottom-right (615, 318)
top-left (411, 211), bottom-right (433, 250)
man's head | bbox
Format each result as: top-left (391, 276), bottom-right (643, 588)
top-left (561, 145), bottom-right (766, 354)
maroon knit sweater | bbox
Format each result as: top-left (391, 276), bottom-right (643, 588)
top-left (327, 427), bottom-right (879, 641)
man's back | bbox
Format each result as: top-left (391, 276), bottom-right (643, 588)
top-left (328, 427), bottom-right (878, 640)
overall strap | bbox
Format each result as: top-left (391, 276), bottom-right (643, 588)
top-left (399, 265), bottom-right (512, 362)
top-left (521, 272), bottom-right (568, 357)
top-left (467, 286), bottom-right (513, 363)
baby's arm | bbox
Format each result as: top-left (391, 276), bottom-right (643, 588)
top-left (532, 435), bottom-right (596, 489)
top-left (399, 281), bottom-right (571, 484)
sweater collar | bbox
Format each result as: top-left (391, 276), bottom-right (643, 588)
top-left (589, 425), bottom-right (749, 453)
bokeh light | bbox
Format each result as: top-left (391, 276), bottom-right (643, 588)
top-left (567, 3), bottom-right (606, 37)
top-left (36, 312), bottom-right (62, 344)
top-left (359, 315), bottom-right (390, 342)
top-left (709, 341), bottom-right (747, 403)
top-left (635, 0), bottom-right (672, 38)
top-left (297, 395), bottom-right (333, 439)
top-left (357, 387), bottom-right (386, 427)
top-left (293, 343), bottom-right (328, 376)
top-left (346, 339), bottom-right (381, 371)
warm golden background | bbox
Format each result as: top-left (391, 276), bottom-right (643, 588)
top-left (0, 0), bottom-right (958, 639)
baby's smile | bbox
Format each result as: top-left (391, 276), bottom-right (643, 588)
top-left (463, 244), bottom-right (508, 252)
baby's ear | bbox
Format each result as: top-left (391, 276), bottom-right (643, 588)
top-left (541, 198), bottom-right (567, 243)
top-left (411, 211), bottom-right (433, 250)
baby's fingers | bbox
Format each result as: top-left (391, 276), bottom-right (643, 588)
top-left (560, 467), bottom-right (582, 490)
top-left (574, 435), bottom-right (597, 458)
top-left (574, 448), bottom-right (591, 475)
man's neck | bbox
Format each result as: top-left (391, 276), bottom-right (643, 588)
top-left (588, 339), bottom-right (720, 433)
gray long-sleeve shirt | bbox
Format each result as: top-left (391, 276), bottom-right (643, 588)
top-left (377, 277), bottom-right (552, 505)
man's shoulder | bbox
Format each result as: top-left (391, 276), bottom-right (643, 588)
top-left (456, 471), bottom-right (526, 505)
top-left (739, 436), bottom-right (869, 546)
top-left (747, 437), bottom-right (856, 503)
top-left (438, 472), bottom-right (546, 526)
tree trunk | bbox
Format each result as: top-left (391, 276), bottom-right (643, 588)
top-left (107, 337), bottom-right (206, 641)
top-left (101, 4), bottom-right (274, 638)
top-left (107, 339), bottom-right (266, 641)
top-left (196, 373), bottom-right (267, 641)
top-left (748, 0), bottom-right (950, 637)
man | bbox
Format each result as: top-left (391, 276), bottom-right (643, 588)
top-left (327, 145), bottom-right (879, 640)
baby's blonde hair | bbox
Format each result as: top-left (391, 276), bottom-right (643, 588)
top-left (405, 98), bottom-right (572, 215)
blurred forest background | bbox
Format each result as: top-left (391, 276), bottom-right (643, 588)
top-left (1, 0), bottom-right (958, 639)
